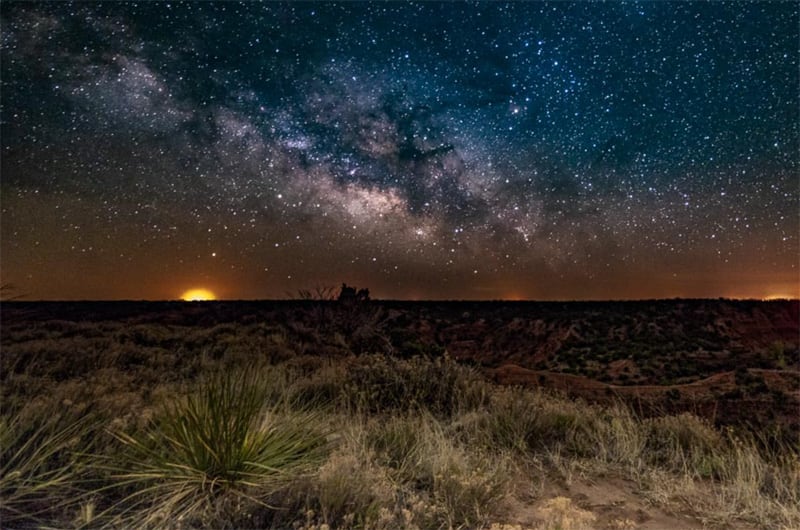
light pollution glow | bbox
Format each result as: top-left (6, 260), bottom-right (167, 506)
top-left (180, 288), bottom-right (217, 302)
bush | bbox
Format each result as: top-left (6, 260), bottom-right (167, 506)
top-left (106, 367), bottom-right (328, 528)
top-left (342, 354), bottom-right (489, 418)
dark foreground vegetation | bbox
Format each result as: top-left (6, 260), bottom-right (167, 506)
top-left (1, 299), bottom-right (798, 529)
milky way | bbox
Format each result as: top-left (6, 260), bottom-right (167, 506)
top-left (1, 2), bottom-right (797, 300)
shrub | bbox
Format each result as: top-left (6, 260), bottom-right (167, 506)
top-left (106, 367), bottom-right (328, 528)
top-left (342, 354), bottom-right (489, 418)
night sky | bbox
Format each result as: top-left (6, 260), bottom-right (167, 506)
top-left (1, 2), bottom-right (798, 301)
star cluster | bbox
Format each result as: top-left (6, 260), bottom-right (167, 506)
top-left (1, 2), bottom-right (797, 300)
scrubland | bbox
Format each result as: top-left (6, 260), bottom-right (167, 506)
top-left (1, 300), bottom-right (798, 529)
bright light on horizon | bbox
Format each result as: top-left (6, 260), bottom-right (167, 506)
top-left (762, 293), bottom-right (797, 301)
top-left (180, 288), bottom-right (216, 301)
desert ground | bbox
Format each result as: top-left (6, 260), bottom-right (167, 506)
top-left (1, 298), bottom-right (798, 529)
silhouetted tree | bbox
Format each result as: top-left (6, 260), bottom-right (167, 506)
top-left (338, 284), bottom-right (370, 303)
top-left (294, 285), bottom-right (337, 300)
top-left (338, 283), bottom-right (356, 302)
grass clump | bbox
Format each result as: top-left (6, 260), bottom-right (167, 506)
top-left (478, 387), bottom-right (598, 457)
top-left (708, 433), bottom-right (800, 529)
top-left (369, 413), bottom-right (512, 529)
top-left (367, 414), bottom-right (426, 486)
top-left (107, 367), bottom-right (328, 528)
top-left (0, 412), bottom-right (91, 526)
top-left (428, 439), bottom-right (511, 529)
top-left (304, 424), bottom-right (397, 529)
top-left (645, 413), bottom-right (724, 477)
top-left (588, 405), bottom-right (649, 469)
top-left (281, 413), bottom-right (514, 530)
top-left (343, 353), bottom-right (489, 417)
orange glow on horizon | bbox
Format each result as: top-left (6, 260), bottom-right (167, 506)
top-left (180, 288), bottom-right (216, 301)
top-left (502, 292), bottom-right (526, 301)
top-left (762, 293), bottom-right (797, 301)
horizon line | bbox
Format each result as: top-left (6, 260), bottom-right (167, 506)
top-left (4, 296), bottom-right (798, 303)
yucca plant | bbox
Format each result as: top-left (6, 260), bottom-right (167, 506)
top-left (0, 412), bottom-right (90, 526)
top-left (107, 367), bottom-right (328, 528)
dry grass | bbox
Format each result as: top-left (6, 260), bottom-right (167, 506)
top-left (0, 332), bottom-right (798, 529)
top-left (535, 496), bottom-right (597, 530)
top-left (0, 411), bottom-right (94, 526)
top-left (341, 353), bottom-right (490, 417)
top-left (272, 412), bottom-right (514, 530)
top-left (705, 435), bottom-right (800, 529)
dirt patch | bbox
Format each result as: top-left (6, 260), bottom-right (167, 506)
top-left (496, 475), bottom-right (754, 530)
